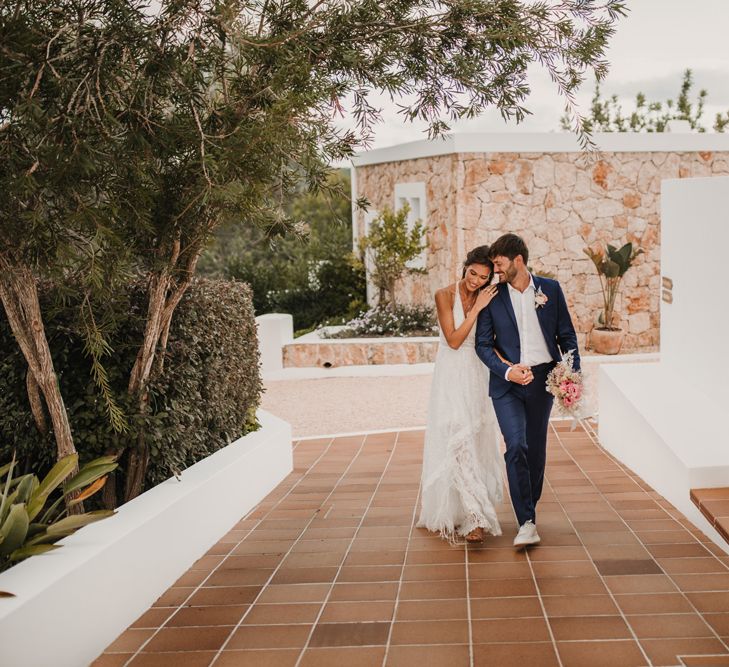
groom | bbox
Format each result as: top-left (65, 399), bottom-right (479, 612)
top-left (476, 234), bottom-right (580, 548)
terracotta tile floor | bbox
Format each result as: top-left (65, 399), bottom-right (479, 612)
top-left (94, 422), bottom-right (729, 667)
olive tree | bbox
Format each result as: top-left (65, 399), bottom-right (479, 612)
top-left (358, 205), bottom-right (425, 307)
top-left (0, 0), bottom-right (141, 496)
top-left (2, 0), bottom-right (627, 504)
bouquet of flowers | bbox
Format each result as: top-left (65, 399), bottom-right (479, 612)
top-left (545, 350), bottom-right (591, 428)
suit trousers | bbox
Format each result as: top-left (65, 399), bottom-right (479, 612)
top-left (491, 363), bottom-right (554, 527)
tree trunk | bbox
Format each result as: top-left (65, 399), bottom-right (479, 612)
top-left (26, 369), bottom-right (48, 436)
top-left (120, 241), bottom-right (201, 503)
top-left (153, 316), bottom-right (173, 378)
top-left (0, 254), bottom-right (83, 513)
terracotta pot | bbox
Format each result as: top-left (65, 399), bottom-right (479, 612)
top-left (590, 328), bottom-right (624, 355)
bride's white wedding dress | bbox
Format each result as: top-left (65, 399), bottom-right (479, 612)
top-left (418, 281), bottom-right (504, 542)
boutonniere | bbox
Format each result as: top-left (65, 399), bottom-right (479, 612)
top-left (534, 286), bottom-right (548, 309)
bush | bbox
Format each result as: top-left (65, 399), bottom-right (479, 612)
top-left (0, 278), bottom-right (262, 493)
top-left (271, 257), bottom-right (367, 331)
top-left (325, 304), bottom-right (438, 338)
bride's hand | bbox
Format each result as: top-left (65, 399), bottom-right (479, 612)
top-left (474, 284), bottom-right (498, 313)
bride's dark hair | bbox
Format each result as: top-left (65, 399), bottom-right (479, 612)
top-left (462, 245), bottom-right (493, 279)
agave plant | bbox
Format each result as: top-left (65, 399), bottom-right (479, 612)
top-left (0, 452), bottom-right (118, 578)
top-left (584, 241), bottom-right (643, 331)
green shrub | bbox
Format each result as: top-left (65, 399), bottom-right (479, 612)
top-left (0, 278), bottom-right (262, 493)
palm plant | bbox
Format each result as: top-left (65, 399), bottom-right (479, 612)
top-left (584, 241), bottom-right (643, 331)
top-left (0, 453), bottom-right (117, 577)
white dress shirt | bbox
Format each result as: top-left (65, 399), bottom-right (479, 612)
top-left (504, 274), bottom-right (553, 380)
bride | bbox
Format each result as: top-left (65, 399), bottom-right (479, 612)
top-left (418, 245), bottom-right (504, 543)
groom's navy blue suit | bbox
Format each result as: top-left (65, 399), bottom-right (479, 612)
top-left (476, 275), bottom-right (580, 526)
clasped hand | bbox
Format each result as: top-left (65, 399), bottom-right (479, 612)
top-left (508, 363), bottom-right (533, 385)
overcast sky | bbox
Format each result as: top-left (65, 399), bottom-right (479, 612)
top-left (339, 0), bottom-right (729, 150)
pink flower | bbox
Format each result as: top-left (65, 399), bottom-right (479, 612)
top-left (546, 350), bottom-right (590, 420)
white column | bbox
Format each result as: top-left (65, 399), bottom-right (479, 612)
top-left (255, 313), bottom-right (294, 378)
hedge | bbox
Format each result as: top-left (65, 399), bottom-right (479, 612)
top-left (0, 278), bottom-right (262, 493)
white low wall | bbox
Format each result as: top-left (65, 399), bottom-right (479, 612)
top-left (256, 313), bottom-right (293, 379)
top-left (0, 409), bottom-right (292, 667)
top-left (599, 365), bottom-right (728, 553)
top-left (660, 176), bottom-right (729, 386)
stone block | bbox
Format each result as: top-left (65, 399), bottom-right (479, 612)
top-left (597, 198), bottom-right (623, 217)
top-left (533, 156), bottom-right (555, 187)
top-left (628, 311), bottom-right (651, 334)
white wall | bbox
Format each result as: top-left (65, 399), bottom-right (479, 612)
top-left (352, 131), bottom-right (729, 167)
top-left (661, 176), bottom-right (729, 397)
top-left (0, 410), bottom-right (293, 667)
top-left (256, 313), bottom-right (293, 378)
top-left (598, 175), bottom-right (729, 553)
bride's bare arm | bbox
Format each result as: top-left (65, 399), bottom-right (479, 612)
top-left (495, 349), bottom-right (513, 368)
top-left (435, 284), bottom-right (497, 350)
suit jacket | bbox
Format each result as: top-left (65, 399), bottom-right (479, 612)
top-left (475, 275), bottom-right (580, 398)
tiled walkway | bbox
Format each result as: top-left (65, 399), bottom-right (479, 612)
top-left (95, 423), bottom-right (729, 667)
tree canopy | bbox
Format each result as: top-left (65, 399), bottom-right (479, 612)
top-left (1, 0), bottom-right (627, 502)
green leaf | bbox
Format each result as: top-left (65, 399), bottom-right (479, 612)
top-left (603, 259), bottom-right (621, 278)
top-left (36, 494), bottom-right (64, 526)
top-left (44, 510), bottom-right (114, 537)
top-left (32, 454), bottom-right (78, 505)
top-left (15, 475), bottom-right (38, 505)
top-left (9, 543), bottom-right (61, 562)
top-left (0, 454), bottom-right (17, 524)
top-left (0, 504), bottom-right (30, 556)
top-left (63, 463), bottom-right (117, 496)
top-left (82, 455), bottom-right (118, 468)
top-left (23, 530), bottom-right (55, 547)
top-left (0, 488), bottom-right (20, 526)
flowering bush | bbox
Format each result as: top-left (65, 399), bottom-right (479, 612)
top-left (545, 350), bottom-right (590, 422)
top-left (324, 305), bottom-right (437, 338)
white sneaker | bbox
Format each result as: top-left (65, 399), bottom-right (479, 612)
top-left (513, 520), bottom-right (540, 548)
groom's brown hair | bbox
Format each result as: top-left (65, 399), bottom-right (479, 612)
top-left (489, 233), bottom-right (529, 265)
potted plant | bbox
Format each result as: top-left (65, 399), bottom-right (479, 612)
top-left (583, 240), bottom-right (643, 354)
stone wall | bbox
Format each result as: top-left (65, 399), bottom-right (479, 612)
top-left (283, 339), bottom-right (438, 367)
top-left (354, 146), bottom-right (729, 352)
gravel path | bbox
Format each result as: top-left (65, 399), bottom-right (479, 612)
top-left (261, 374), bottom-right (432, 437)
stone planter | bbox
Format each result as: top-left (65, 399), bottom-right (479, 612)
top-left (590, 328), bottom-right (625, 355)
top-left (0, 409), bottom-right (292, 667)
